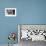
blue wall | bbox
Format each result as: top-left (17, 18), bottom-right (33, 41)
top-left (0, 0), bottom-right (46, 44)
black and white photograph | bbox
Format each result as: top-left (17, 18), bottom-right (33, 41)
top-left (18, 24), bottom-right (46, 46)
top-left (5, 8), bottom-right (16, 16)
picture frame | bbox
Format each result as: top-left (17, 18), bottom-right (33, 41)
top-left (5, 8), bottom-right (16, 17)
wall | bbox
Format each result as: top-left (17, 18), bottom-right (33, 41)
top-left (0, 0), bottom-right (46, 44)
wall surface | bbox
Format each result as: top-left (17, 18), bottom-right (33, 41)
top-left (0, 0), bottom-right (46, 44)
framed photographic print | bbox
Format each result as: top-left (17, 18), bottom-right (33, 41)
top-left (5, 8), bottom-right (16, 17)
top-left (18, 24), bottom-right (46, 42)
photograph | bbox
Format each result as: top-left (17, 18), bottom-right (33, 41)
top-left (5, 8), bottom-right (16, 16)
top-left (18, 24), bottom-right (46, 46)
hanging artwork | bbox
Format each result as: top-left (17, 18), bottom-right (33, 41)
top-left (18, 24), bottom-right (46, 41)
top-left (5, 8), bottom-right (16, 17)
